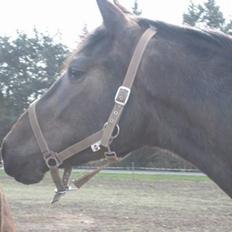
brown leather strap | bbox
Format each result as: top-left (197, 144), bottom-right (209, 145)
top-left (73, 153), bottom-right (131, 189)
top-left (28, 101), bottom-right (51, 156)
top-left (50, 167), bottom-right (65, 192)
top-left (122, 28), bottom-right (157, 88)
top-left (29, 101), bottom-right (103, 163)
top-left (56, 130), bottom-right (102, 162)
top-left (28, 102), bottom-right (67, 196)
top-left (101, 28), bottom-right (157, 147)
top-left (62, 166), bottom-right (72, 188)
top-left (73, 158), bottom-right (118, 188)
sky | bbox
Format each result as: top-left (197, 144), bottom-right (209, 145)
top-left (0, 0), bottom-right (231, 49)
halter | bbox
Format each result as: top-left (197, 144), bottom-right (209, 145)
top-left (28, 27), bottom-right (157, 203)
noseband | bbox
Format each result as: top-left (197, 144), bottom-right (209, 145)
top-left (28, 27), bottom-right (157, 203)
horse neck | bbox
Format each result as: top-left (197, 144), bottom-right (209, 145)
top-left (139, 37), bottom-right (232, 197)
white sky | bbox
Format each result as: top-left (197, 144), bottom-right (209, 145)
top-left (0, 0), bottom-right (231, 48)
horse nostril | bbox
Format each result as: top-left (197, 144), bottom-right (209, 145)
top-left (1, 140), bottom-right (6, 161)
top-left (0, 148), bottom-right (2, 165)
top-left (1, 139), bottom-right (10, 165)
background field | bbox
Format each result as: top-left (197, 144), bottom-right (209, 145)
top-left (1, 170), bottom-right (232, 232)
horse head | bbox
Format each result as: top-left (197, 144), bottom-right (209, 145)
top-left (2, 0), bottom-right (153, 184)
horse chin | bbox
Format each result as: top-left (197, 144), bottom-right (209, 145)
top-left (3, 160), bottom-right (46, 185)
top-left (13, 170), bottom-right (45, 185)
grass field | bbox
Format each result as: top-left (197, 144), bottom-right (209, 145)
top-left (1, 170), bottom-right (232, 232)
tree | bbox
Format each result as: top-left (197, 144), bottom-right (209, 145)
top-left (183, 0), bottom-right (232, 34)
top-left (183, 2), bottom-right (204, 26)
top-left (132, 0), bottom-right (142, 16)
top-left (0, 30), bottom-right (69, 138)
top-left (79, 24), bottom-right (89, 41)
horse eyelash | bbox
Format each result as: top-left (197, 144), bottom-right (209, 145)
top-left (68, 67), bottom-right (85, 80)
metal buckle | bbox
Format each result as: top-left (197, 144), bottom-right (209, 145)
top-left (51, 186), bottom-right (76, 204)
top-left (91, 141), bottom-right (101, 152)
top-left (104, 151), bottom-right (118, 161)
top-left (115, 86), bottom-right (131, 106)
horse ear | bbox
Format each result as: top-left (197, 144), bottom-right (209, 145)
top-left (96, 0), bottom-right (128, 33)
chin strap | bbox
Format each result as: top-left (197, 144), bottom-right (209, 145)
top-left (51, 166), bottom-right (73, 204)
top-left (51, 156), bottom-right (122, 204)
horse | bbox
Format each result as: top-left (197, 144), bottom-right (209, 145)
top-left (0, 186), bottom-right (16, 232)
top-left (2, 0), bottom-right (232, 199)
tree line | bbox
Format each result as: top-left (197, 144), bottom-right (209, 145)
top-left (0, 0), bottom-right (231, 168)
top-left (0, 30), bottom-right (69, 139)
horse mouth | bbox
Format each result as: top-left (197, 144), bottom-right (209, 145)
top-left (13, 171), bottom-right (44, 185)
top-left (3, 160), bottom-right (45, 185)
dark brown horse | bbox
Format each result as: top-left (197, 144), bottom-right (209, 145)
top-left (2, 0), bottom-right (232, 198)
top-left (0, 186), bottom-right (16, 232)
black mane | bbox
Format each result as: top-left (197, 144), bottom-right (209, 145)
top-left (78, 26), bottom-right (107, 54)
top-left (138, 18), bottom-right (232, 51)
top-left (72, 17), bottom-right (232, 64)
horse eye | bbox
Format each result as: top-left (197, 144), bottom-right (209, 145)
top-left (68, 67), bottom-right (85, 80)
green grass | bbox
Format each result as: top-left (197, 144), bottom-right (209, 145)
top-left (0, 168), bottom-right (209, 184)
top-left (88, 172), bottom-right (208, 182)
top-left (1, 168), bottom-right (231, 232)
top-left (0, 168), bottom-right (209, 204)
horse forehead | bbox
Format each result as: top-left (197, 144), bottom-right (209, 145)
top-left (79, 29), bottom-right (134, 58)
top-left (77, 30), bottom-right (111, 55)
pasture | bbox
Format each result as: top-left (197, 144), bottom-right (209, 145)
top-left (1, 170), bottom-right (232, 232)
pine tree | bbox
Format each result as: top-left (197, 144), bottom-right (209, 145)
top-left (202, 0), bottom-right (225, 29)
top-left (0, 30), bottom-right (69, 139)
top-left (183, 0), bottom-right (232, 34)
top-left (183, 2), bottom-right (204, 26)
top-left (132, 0), bottom-right (142, 16)
top-left (79, 24), bottom-right (89, 41)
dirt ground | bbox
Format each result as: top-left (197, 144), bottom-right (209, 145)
top-left (1, 172), bottom-right (232, 232)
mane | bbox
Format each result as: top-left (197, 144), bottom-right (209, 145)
top-left (65, 18), bottom-right (232, 69)
top-left (78, 26), bottom-right (107, 54)
top-left (63, 26), bottom-right (107, 70)
top-left (138, 18), bottom-right (232, 51)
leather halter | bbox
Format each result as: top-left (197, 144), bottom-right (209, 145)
top-left (28, 27), bottom-right (157, 203)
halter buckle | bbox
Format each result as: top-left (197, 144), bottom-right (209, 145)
top-left (104, 150), bottom-right (118, 161)
top-left (91, 141), bottom-right (101, 152)
top-left (115, 86), bottom-right (131, 106)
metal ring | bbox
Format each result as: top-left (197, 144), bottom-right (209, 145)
top-left (44, 152), bottom-right (61, 168)
top-left (111, 124), bottom-right (120, 140)
top-left (46, 157), bottom-right (59, 168)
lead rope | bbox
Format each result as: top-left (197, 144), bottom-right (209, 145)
top-left (73, 153), bottom-right (131, 188)
top-left (73, 159), bottom-right (118, 189)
